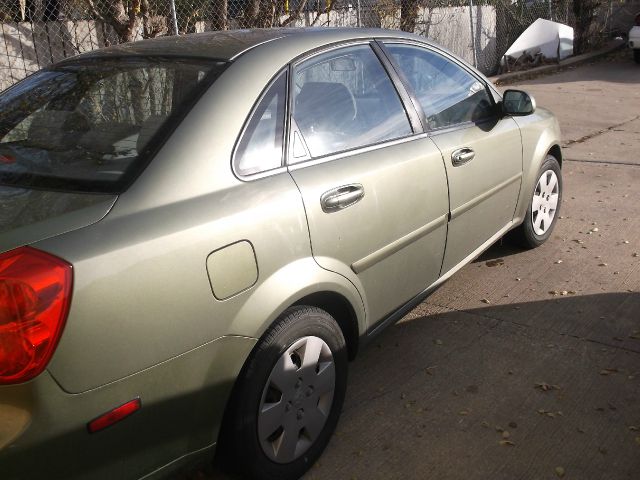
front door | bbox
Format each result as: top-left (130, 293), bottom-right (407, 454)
top-left (382, 42), bottom-right (523, 273)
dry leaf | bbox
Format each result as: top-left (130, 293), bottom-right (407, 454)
top-left (499, 440), bottom-right (515, 446)
top-left (555, 466), bottom-right (565, 477)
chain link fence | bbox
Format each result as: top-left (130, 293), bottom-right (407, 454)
top-left (0, 0), bottom-right (634, 90)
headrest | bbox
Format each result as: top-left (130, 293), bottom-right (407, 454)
top-left (295, 82), bottom-right (356, 129)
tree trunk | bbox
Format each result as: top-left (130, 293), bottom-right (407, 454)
top-left (212, 0), bottom-right (229, 30)
top-left (400, 0), bottom-right (419, 33)
top-left (572, 0), bottom-right (602, 55)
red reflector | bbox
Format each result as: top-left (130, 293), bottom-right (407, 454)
top-left (0, 154), bottom-right (15, 164)
top-left (88, 398), bottom-right (141, 433)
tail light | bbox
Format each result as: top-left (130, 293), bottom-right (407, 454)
top-left (0, 247), bottom-right (72, 384)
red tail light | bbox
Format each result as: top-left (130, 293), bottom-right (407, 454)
top-left (0, 247), bottom-right (72, 384)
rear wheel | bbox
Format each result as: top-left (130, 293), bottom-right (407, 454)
top-left (218, 306), bottom-right (347, 480)
top-left (510, 154), bottom-right (562, 249)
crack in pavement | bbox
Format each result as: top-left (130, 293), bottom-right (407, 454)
top-left (424, 300), bottom-right (640, 355)
top-left (565, 158), bottom-right (640, 167)
top-left (562, 114), bottom-right (640, 148)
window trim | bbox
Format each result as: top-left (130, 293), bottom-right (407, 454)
top-left (286, 41), bottom-right (417, 165)
top-left (376, 39), bottom-right (501, 134)
top-left (231, 68), bottom-right (289, 180)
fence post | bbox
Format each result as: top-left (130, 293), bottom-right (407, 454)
top-left (549, 0), bottom-right (553, 21)
top-left (170, 0), bottom-right (179, 36)
top-left (356, 0), bottom-right (362, 27)
top-left (468, 0), bottom-right (478, 67)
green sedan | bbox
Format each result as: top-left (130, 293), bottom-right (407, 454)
top-left (0, 28), bottom-right (562, 480)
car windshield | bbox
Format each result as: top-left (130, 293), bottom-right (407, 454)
top-left (0, 57), bottom-right (226, 193)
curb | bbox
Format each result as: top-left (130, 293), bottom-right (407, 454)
top-left (488, 39), bottom-right (627, 85)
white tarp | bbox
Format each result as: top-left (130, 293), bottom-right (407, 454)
top-left (505, 18), bottom-right (574, 61)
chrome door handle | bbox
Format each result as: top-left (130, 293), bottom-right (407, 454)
top-left (320, 184), bottom-right (365, 213)
top-left (451, 148), bottom-right (475, 167)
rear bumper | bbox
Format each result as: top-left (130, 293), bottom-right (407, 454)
top-left (0, 335), bottom-right (256, 480)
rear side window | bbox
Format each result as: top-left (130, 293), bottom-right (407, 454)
top-left (234, 71), bottom-right (287, 176)
top-left (0, 58), bottom-right (225, 193)
top-left (292, 44), bottom-right (412, 158)
top-left (384, 44), bottom-right (495, 130)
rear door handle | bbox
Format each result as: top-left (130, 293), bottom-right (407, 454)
top-left (320, 184), bottom-right (365, 213)
top-left (451, 148), bottom-right (475, 166)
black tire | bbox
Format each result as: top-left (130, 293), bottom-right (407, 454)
top-left (510, 154), bottom-right (562, 249)
top-left (218, 306), bottom-right (347, 480)
top-left (634, 49), bottom-right (640, 64)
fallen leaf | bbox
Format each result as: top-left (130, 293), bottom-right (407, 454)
top-left (481, 298), bottom-right (491, 304)
top-left (555, 466), bottom-right (565, 477)
top-left (629, 426), bottom-right (639, 432)
top-left (598, 263), bottom-right (608, 267)
top-left (502, 431), bottom-right (510, 439)
top-left (486, 259), bottom-right (505, 267)
top-left (600, 368), bottom-right (619, 375)
top-left (555, 260), bottom-right (563, 264)
top-left (535, 382), bottom-right (560, 392)
top-left (499, 440), bottom-right (515, 446)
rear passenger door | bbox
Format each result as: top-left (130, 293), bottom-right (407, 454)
top-left (287, 43), bottom-right (449, 327)
top-left (382, 42), bottom-right (523, 274)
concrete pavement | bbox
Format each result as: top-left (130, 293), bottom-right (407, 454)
top-left (200, 50), bottom-right (640, 480)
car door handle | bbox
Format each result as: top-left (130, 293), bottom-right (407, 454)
top-left (320, 184), bottom-right (365, 213)
top-left (451, 148), bottom-right (475, 167)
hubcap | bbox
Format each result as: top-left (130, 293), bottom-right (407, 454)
top-left (258, 336), bottom-right (335, 463)
top-left (531, 169), bottom-right (559, 236)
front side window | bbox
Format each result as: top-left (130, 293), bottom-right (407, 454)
top-left (0, 57), bottom-right (224, 193)
top-left (292, 44), bottom-right (412, 158)
top-left (234, 71), bottom-right (287, 176)
top-left (384, 44), bottom-right (495, 130)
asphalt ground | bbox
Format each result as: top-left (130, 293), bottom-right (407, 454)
top-left (200, 49), bottom-right (640, 480)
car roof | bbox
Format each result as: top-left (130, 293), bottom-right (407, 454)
top-left (69, 27), bottom-right (434, 63)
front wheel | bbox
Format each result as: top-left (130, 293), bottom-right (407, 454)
top-left (510, 154), bottom-right (562, 249)
top-left (218, 306), bottom-right (347, 480)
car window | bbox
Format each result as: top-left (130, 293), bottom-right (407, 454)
top-left (384, 44), bottom-right (495, 130)
top-left (234, 71), bottom-right (287, 176)
top-left (0, 58), bottom-right (224, 193)
top-left (292, 44), bottom-right (412, 158)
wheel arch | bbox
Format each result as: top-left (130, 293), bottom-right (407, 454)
top-left (292, 291), bottom-right (360, 361)
top-left (548, 143), bottom-right (563, 167)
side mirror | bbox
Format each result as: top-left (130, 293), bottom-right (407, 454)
top-left (502, 89), bottom-right (536, 116)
